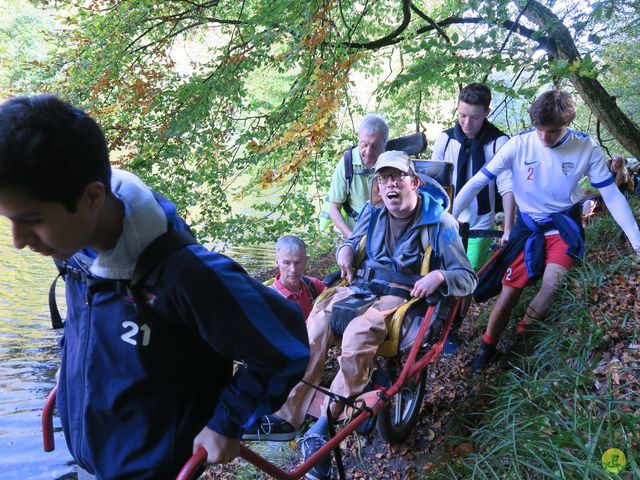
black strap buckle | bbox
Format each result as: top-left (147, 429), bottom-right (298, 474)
top-left (356, 267), bottom-right (374, 282)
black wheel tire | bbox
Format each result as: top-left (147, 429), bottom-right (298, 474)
top-left (376, 357), bottom-right (427, 443)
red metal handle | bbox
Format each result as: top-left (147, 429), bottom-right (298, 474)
top-left (42, 384), bottom-right (58, 452)
top-left (176, 447), bottom-right (207, 480)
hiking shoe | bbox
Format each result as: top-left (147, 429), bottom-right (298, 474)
top-left (470, 342), bottom-right (497, 373)
top-left (299, 433), bottom-right (331, 480)
top-left (443, 329), bottom-right (461, 356)
top-left (241, 414), bottom-right (296, 441)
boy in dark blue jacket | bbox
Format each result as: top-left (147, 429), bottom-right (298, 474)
top-left (0, 95), bottom-right (310, 479)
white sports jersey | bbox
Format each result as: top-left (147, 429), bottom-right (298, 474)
top-left (431, 131), bottom-right (511, 229)
top-left (481, 129), bottom-right (613, 222)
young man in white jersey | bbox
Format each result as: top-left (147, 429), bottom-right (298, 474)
top-left (431, 83), bottom-right (515, 354)
top-left (452, 89), bottom-right (640, 372)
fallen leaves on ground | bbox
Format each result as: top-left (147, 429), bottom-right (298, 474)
top-left (204, 225), bottom-right (638, 479)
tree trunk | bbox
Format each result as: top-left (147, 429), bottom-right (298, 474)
top-left (520, 0), bottom-right (640, 159)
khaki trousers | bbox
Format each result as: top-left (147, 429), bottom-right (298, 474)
top-left (276, 286), bottom-right (406, 428)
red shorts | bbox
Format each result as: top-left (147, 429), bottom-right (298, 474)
top-left (503, 234), bottom-right (574, 289)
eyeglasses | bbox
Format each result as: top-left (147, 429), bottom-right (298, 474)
top-left (375, 172), bottom-right (409, 184)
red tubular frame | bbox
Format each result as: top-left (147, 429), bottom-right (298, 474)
top-left (230, 301), bottom-right (461, 480)
top-left (42, 384), bottom-right (58, 452)
top-left (42, 299), bottom-right (462, 480)
top-left (176, 448), bottom-right (208, 480)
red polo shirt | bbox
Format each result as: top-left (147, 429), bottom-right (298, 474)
top-left (271, 274), bottom-right (326, 320)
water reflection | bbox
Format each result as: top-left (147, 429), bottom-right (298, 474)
top-left (209, 240), bottom-right (275, 275)
top-left (0, 219), bottom-right (73, 480)
top-left (0, 219), bottom-right (275, 479)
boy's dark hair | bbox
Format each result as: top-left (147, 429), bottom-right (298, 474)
top-left (0, 95), bottom-right (111, 212)
top-left (458, 83), bottom-right (492, 110)
top-left (528, 89), bottom-right (576, 127)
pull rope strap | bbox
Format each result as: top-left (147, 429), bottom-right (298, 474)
top-left (300, 380), bottom-right (377, 419)
top-left (325, 404), bottom-right (345, 480)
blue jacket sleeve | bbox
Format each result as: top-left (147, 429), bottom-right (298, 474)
top-left (167, 246), bottom-right (310, 438)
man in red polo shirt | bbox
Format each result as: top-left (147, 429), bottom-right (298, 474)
top-left (271, 235), bottom-right (326, 320)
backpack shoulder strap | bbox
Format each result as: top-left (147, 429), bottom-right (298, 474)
top-left (419, 226), bottom-right (436, 275)
top-left (131, 228), bottom-right (197, 288)
top-left (48, 226), bottom-right (197, 329)
top-left (128, 227), bottom-right (198, 316)
top-left (344, 147), bottom-right (354, 195)
top-left (48, 270), bottom-right (66, 329)
top-left (444, 136), bottom-right (452, 156)
top-left (48, 259), bottom-right (89, 329)
top-left (301, 275), bottom-right (318, 299)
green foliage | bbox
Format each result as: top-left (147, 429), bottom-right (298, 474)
top-left (0, 0), bottom-right (56, 95)
top-left (599, 31), bottom-right (640, 124)
top-left (4, 0), bottom-right (640, 247)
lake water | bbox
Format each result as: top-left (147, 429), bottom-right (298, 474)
top-left (0, 219), bottom-right (274, 479)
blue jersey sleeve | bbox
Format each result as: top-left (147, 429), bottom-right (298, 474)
top-left (169, 246), bottom-right (310, 438)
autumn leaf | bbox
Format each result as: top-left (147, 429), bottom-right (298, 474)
top-left (451, 442), bottom-right (474, 456)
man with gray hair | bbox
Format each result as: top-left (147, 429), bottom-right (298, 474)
top-left (271, 235), bottom-right (326, 320)
top-left (322, 114), bottom-right (388, 237)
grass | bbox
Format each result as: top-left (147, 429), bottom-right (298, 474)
top-left (431, 203), bottom-right (640, 479)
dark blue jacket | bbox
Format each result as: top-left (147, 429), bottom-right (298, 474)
top-left (56, 194), bottom-right (309, 479)
top-left (474, 204), bottom-right (583, 302)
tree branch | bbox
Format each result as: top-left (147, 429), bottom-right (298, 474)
top-left (424, 17), bottom-right (556, 53)
top-left (484, 0), bottom-right (535, 83)
top-left (410, 2), bottom-right (451, 43)
top-left (343, 0), bottom-right (411, 49)
top-left (341, 10), bottom-right (555, 55)
top-left (516, 0), bottom-right (640, 159)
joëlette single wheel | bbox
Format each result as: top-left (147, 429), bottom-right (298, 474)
top-left (376, 356), bottom-right (426, 443)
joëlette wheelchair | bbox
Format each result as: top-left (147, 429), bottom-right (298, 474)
top-left (204, 159), bottom-right (469, 480)
top-left (42, 160), bottom-right (501, 480)
top-left (300, 159), bottom-right (460, 441)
